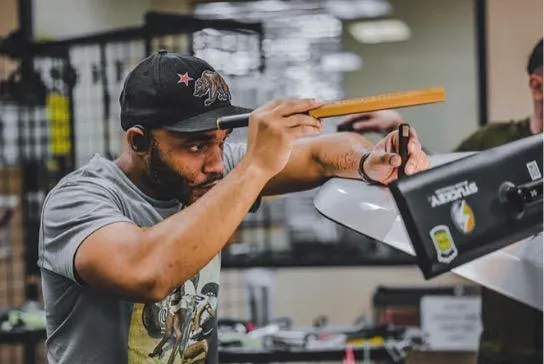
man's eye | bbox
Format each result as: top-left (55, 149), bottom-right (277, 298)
top-left (188, 144), bottom-right (205, 153)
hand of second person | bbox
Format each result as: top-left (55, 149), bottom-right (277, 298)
top-left (362, 125), bottom-right (431, 185)
top-left (337, 110), bottom-right (404, 134)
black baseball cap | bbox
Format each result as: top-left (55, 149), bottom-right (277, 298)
top-left (120, 50), bottom-right (252, 133)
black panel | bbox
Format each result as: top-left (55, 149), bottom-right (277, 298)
top-left (390, 135), bottom-right (543, 278)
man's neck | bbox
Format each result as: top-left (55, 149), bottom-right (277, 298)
top-left (115, 152), bottom-right (164, 200)
top-left (530, 102), bottom-right (542, 135)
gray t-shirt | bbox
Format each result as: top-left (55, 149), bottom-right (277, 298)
top-left (37, 143), bottom-right (253, 364)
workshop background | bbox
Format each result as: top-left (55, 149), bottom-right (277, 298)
top-left (0, 0), bottom-right (541, 363)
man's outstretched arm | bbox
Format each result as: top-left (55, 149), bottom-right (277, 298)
top-left (262, 128), bottom-right (430, 196)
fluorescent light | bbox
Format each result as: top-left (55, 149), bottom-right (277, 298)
top-left (349, 19), bottom-right (411, 44)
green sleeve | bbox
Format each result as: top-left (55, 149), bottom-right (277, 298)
top-left (453, 120), bottom-right (530, 152)
top-left (454, 127), bottom-right (489, 152)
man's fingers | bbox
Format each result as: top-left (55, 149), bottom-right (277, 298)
top-left (408, 139), bottom-right (422, 154)
top-left (389, 153), bottom-right (402, 167)
top-left (405, 160), bottom-right (415, 175)
top-left (285, 114), bottom-right (323, 129)
top-left (291, 125), bottom-right (322, 139)
top-left (390, 126), bottom-right (421, 154)
top-left (406, 126), bottom-right (420, 146)
top-left (285, 114), bottom-right (323, 139)
top-left (409, 126), bottom-right (419, 140)
top-left (274, 98), bottom-right (325, 116)
top-left (405, 149), bottom-right (430, 174)
top-left (372, 151), bottom-right (401, 168)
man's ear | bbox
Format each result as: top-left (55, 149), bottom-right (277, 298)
top-left (127, 125), bottom-right (150, 153)
top-left (529, 72), bottom-right (543, 102)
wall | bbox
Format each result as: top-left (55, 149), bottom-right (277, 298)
top-left (33, 0), bottom-right (150, 40)
top-left (33, 0), bottom-right (194, 40)
top-left (486, 0), bottom-right (543, 122)
top-left (342, 0), bottom-right (479, 153)
top-left (0, 0), bottom-right (17, 36)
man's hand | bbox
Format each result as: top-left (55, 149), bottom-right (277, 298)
top-left (245, 99), bottom-right (324, 178)
top-left (363, 126), bottom-right (431, 185)
top-left (337, 110), bottom-right (404, 134)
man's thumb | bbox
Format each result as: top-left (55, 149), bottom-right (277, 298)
top-left (377, 152), bottom-right (401, 167)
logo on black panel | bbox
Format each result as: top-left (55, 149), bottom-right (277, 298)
top-left (428, 181), bottom-right (478, 208)
top-left (429, 225), bottom-right (458, 264)
top-left (450, 199), bottom-right (475, 234)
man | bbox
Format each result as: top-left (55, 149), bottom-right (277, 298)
top-left (455, 38), bottom-right (542, 151)
top-left (342, 38), bottom-right (543, 364)
top-left (37, 50), bottom-right (430, 364)
top-left (457, 38), bottom-right (542, 364)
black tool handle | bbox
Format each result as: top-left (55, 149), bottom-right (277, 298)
top-left (398, 123), bottom-right (410, 178)
top-left (216, 113), bottom-right (251, 129)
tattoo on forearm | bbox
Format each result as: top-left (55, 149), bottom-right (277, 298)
top-left (315, 134), bottom-right (371, 177)
top-left (331, 150), bottom-right (360, 172)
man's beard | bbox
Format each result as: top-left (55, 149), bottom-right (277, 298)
top-left (146, 142), bottom-right (222, 205)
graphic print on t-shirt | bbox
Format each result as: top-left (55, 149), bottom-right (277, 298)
top-left (128, 256), bottom-right (220, 364)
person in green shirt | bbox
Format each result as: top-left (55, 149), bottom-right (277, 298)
top-left (340, 38), bottom-right (543, 364)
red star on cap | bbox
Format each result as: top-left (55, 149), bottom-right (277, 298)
top-left (177, 72), bottom-right (193, 86)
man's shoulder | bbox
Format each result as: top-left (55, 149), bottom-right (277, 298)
top-left (466, 121), bottom-right (513, 139)
top-left (40, 156), bottom-right (134, 234)
top-left (471, 118), bottom-right (529, 137)
top-left (455, 118), bottom-right (531, 152)
top-left (46, 155), bottom-right (119, 202)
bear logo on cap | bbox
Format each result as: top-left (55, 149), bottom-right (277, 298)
top-left (193, 70), bottom-right (231, 107)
